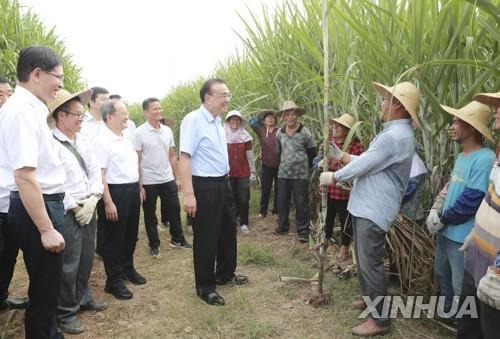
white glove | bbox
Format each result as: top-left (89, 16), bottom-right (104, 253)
top-left (326, 143), bottom-right (344, 161)
top-left (318, 159), bottom-right (326, 169)
top-left (477, 267), bottom-right (500, 310)
top-left (459, 230), bottom-right (474, 252)
top-left (250, 173), bottom-right (257, 185)
top-left (426, 195), bottom-right (445, 235)
top-left (74, 195), bottom-right (99, 226)
top-left (319, 172), bottom-right (335, 186)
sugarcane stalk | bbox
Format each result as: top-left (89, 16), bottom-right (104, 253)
top-left (317, 0), bottom-right (330, 296)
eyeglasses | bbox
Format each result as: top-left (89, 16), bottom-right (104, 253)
top-left (210, 92), bottom-right (232, 100)
top-left (61, 111), bottom-right (85, 121)
top-left (42, 70), bottom-right (65, 81)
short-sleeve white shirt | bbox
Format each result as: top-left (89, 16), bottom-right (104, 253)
top-left (94, 125), bottom-right (139, 184)
top-left (134, 121), bottom-right (175, 185)
top-left (0, 86), bottom-right (66, 194)
top-left (81, 112), bottom-right (106, 140)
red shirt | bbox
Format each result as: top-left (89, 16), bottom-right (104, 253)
top-left (227, 141), bottom-right (252, 178)
top-left (328, 137), bottom-right (364, 200)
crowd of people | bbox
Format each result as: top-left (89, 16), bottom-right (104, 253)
top-left (0, 44), bottom-right (498, 339)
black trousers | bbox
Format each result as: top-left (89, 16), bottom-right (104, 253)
top-left (260, 164), bottom-right (278, 215)
top-left (143, 180), bottom-right (185, 249)
top-left (97, 183), bottom-right (140, 288)
top-left (8, 193), bottom-right (65, 339)
top-left (277, 178), bottom-right (310, 236)
top-left (325, 198), bottom-right (352, 245)
top-left (228, 177), bottom-right (250, 226)
top-left (457, 270), bottom-right (500, 339)
top-left (0, 212), bottom-right (19, 303)
top-left (192, 176), bottom-right (237, 294)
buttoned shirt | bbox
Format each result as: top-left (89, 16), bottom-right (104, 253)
top-left (94, 126), bottom-right (139, 184)
top-left (334, 119), bottom-right (415, 231)
top-left (0, 86), bottom-right (65, 194)
top-left (134, 121), bottom-right (175, 185)
top-left (179, 105), bottom-right (229, 177)
top-left (81, 112), bottom-right (106, 140)
top-left (53, 128), bottom-right (103, 211)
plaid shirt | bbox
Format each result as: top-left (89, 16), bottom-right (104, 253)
top-left (328, 137), bottom-right (364, 200)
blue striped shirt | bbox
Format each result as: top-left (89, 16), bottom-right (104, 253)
top-left (334, 119), bottom-right (415, 231)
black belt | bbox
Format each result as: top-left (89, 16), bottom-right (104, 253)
top-left (192, 175), bottom-right (227, 182)
top-left (10, 191), bottom-right (65, 202)
top-left (107, 182), bottom-right (139, 188)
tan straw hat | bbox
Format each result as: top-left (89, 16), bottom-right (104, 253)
top-left (440, 101), bottom-right (493, 143)
top-left (257, 109), bottom-right (277, 120)
top-left (46, 88), bottom-right (92, 128)
top-left (277, 100), bottom-right (305, 117)
top-left (372, 81), bottom-right (421, 128)
top-left (330, 113), bottom-right (356, 129)
top-left (225, 110), bottom-right (245, 122)
top-left (473, 91), bottom-right (500, 108)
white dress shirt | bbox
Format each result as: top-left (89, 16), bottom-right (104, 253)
top-left (53, 128), bottom-right (103, 211)
top-left (134, 121), bottom-right (175, 185)
top-left (0, 86), bottom-right (65, 194)
top-left (0, 187), bottom-right (9, 213)
top-left (94, 125), bottom-right (139, 184)
top-left (81, 112), bottom-right (106, 140)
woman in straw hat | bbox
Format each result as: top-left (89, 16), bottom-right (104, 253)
top-left (426, 100), bottom-right (495, 327)
top-left (456, 91), bottom-right (500, 338)
top-left (321, 113), bottom-right (364, 263)
top-left (224, 110), bottom-right (256, 234)
top-left (249, 109), bottom-right (280, 218)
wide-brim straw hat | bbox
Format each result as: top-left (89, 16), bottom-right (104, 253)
top-left (277, 100), bottom-right (305, 118)
top-left (440, 101), bottom-right (493, 143)
top-left (257, 109), bottom-right (277, 120)
top-left (225, 110), bottom-right (245, 122)
top-left (473, 91), bottom-right (500, 108)
top-left (372, 81), bottom-right (421, 128)
top-left (330, 113), bottom-right (356, 130)
top-left (46, 88), bottom-right (92, 128)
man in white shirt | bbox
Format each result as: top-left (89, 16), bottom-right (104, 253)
top-left (80, 86), bottom-right (110, 140)
top-left (135, 98), bottom-right (191, 258)
top-left (94, 100), bottom-right (145, 300)
top-left (0, 45), bottom-right (66, 339)
top-left (47, 89), bottom-right (107, 334)
top-left (0, 75), bottom-right (29, 311)
top-left (109, 94), bottom-right (137, 137)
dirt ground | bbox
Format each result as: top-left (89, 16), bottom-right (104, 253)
top-left (1, 205), bottom-right (455, 338)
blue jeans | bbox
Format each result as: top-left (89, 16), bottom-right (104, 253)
top-left (434, 233), bottom-right (464, 312)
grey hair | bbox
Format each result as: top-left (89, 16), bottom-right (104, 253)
top-left (101, 100), bottom-right (117, 122)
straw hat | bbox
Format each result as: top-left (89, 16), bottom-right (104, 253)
top-left (46, 88), bottom-right (92, 128)
top-left (440, 101), bottom-right (493, 143)
top-left (277, 100), bottom-right (305, 117)
top-left (330, 113), bottom-right (356, 130)
top-left (225, 110), bottom-right (245, 122)
top-left (372, 81), bottom-right (421, 128)
top-left (473, 91), bottom-right (500, 108)
top-left (257, 109), bottom-right (277, 120)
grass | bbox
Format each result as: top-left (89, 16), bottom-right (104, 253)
top-left (1, 189), bottom-right (456, 338)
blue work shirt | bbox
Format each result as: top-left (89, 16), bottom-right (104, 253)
top-left (179, 105), bottom-right (229, 177)
top-left (334, 119), bottom-right (415, 231)
top-left (441, 147), bottom-right (495, 243)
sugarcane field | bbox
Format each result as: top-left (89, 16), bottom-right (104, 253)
top-left (0, 0), bottom-right (499, 338)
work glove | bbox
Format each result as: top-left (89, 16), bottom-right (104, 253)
top-left (426, 195), bottom-right (445, 235)
top-left (459, 230), bottom-right (474, 252)
top-left (319, 172), bottom-right (335, 186)
top-left (75, 194), bottom-right (99, 226)
top-left (318, 159), bottom-right (326, 169)
top-left (477, 266), bottom-right (500, 310)
top-left (250, 173), bottom-right (257, 185)
top-left (326, 143), bottom-right (344, 161)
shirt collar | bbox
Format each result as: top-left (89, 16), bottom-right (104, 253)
top-left (146, 120), bottom-right (162, 132)
top-left (15, 85), bottom-right (48, 112)
top-left (200, 104), bottom-right (221, 124)
top-left (383, 119), bottom-right (412, 130)
top-left (52, 127), bottom-right (71, 142)
top-left (103, 125), bottom-right (123, 140)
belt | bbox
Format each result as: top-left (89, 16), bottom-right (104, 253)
top-left (192, 175), bottom-right (227, 182)
top-left (10, 191), bottom-right (65, 202)
top-left (107, 182), bottom-right (139, 188)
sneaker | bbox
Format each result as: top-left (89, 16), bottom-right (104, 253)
top-left (240, 225), bottom-right (250, 234)
top-left (170, 239), bottom-right (192, 249)
top-left (58, 318), bottom-right (85, 334)
top-left (258, 213), bottom-right (267, 218)
top-left (298, 234), bottom-right (309, 243)
top-left (150, 247), bottom-right (160, 258)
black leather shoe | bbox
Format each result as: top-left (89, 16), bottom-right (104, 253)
top-left (200, 291), bottom-right (225, 306)
top-left (3, 296), bottom-right (29, 309)
top-left (125, 271), bottom-right (147, 285)
top-left (104, 285), bottom-right (133, 300)
top-left (216, 274), bottom-right (249, 286)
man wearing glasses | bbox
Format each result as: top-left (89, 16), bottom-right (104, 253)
top-left (180, 78), bottom-right (247, 306)
top-left (47, 89), bottom-right (107, 334)
top-left (0, 45), bottom-right (66, 338)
